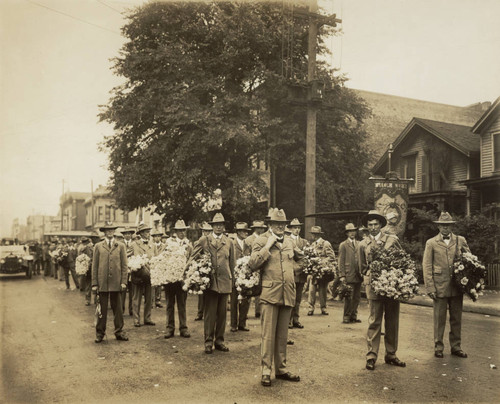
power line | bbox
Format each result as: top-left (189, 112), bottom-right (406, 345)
top-left (25, 0), bottom-right (122, 36)
top-left (97, 0), bottom-right (123, 15)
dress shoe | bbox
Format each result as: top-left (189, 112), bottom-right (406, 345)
top-left (385, 357), bottom-right (406, 367)
top-left (255, 313), bottom-right (261, 318)
top-left (214, 344), bottom-right (229, 352)
top-left (180, 331), bottom-right (191, 338)
top-left (230, 327), bottom-right (238, 332)
top-left (115, 334), bottom-right (129, 341)
top-left (293, 322), bottom-right (304, 329)
top-left (307, 311), bottom-right (314, 316)
top-left (321, 310), bottom-right (329, 315)
top-left (275, 372), bottom-right (300, 382)
top-left (287, 339), bottom-right (294, 345)
top-left (342, 319), bottom-right (351, 324)
top-left (351, 319), bottom-right (362, 323)
top-left (95, 335), bottom-right (104, 343)
top-left (164, 331), bottom-right (174, 339)
top-left (451, 350), bottom-right (468, 358)
top-left (204, 346), bottom-right (213, 354)
top-left (261, 375), bottom-right (271, 387)
top-left (238, 326), bottom-right (250, 332)
top-left (134, 323), bottom-right (141, 328)
top-left (85, 301), bottom-right (90, 306)
top-left (434, 351), bottom-right (444, 358)
top-left (144, 321), bottom-right (156, 326)
top-left (155, 303), bottom-right (164, 308)
top-left (194, 315), bottom-right (203, 321)
top-left (366, 359), bottom-right (375, 370)
top-left (288, 323), bottom-right (294, 329)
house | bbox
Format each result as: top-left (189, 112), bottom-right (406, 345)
top-left (462, 97), bottom-right (500, 216)
top-left (372, 117), bottom-right (480, 215)
top-left (60, 192), bottom-right (90, 231)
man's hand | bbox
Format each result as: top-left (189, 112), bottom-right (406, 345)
top-left (339, 276), bottom-right (346, 283)
top-left (265, 235), bottom-right (277, 250)
top-left (121, 284), bottom-right (127, 291)
top-left (92, 286), bottom-right (98, 291)
top-left (428, 292), bottom-right (437, 301)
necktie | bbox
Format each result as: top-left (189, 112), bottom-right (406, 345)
top-left (443, 235), bottom-right (450, 240)
top-left (108, 240), bottom-right (112, 249)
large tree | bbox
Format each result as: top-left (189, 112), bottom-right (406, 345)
top-left (100, 1), bottom-right (372, 225)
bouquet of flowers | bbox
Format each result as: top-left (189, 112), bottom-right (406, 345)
top-left (302, 245), bottom-right (336, 282)
top-left (51, 249), bottom-right (69, 266)
top-left (183, 253), bottom-right (212, 294)
top-left (234, 255), bottom-right (260, 299)
top-left (149, 243), bottom-right (187, 287)
top-left (369, 246), bottom-right (419, 301)
top-left (75, 253), bottom-right (91, 275)
top-left (128, 254), bottom-right (149, 273)
top-left (50, 249), bottom-right (61, 263)
top-left (452, 251), bottom-right (486, 302)
top-left (335, 282), bottom-right (353, 301)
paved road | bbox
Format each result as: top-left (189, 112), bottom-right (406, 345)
top-left (1, 274), bottom-right (499, 403)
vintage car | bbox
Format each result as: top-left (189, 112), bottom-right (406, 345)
top-left (0, 239), bottom-right (34, 278)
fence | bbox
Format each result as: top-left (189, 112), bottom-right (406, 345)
top-left (487, 263), bottom-right (500, 288)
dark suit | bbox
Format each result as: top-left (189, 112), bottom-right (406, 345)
top-left (245, 232), bottom-right (262, 317)
top-left (131, 238), bottom-right (155, 325)
top-left (190, 233), bottom-right (234, 348)
top-left (289, 235), bottom-right (308, 325)
top-left (230, 237), bottom-right (251, 329)
top-left (423, 233), bottom-right (470, 353)
top-left (338, 238), bottom-right (362, 322)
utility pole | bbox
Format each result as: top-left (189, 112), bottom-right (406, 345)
top-left (91, 180), bottom-right (95, 230)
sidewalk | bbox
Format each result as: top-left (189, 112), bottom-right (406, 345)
top-left (404, 289), bottom-right (500, 317)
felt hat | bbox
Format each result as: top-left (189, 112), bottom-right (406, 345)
top-left (114, 231), bottom-right (124, 238)
top-left (121, 227), bottom-right (136, 234)
top-left (268, 208), bottom-right (288, 223)
top-left (99, 221), bottom-right (118, 232)
top-left (362, 210), bottom-right (387, 228)
top-left (173, 220), bottom-right (189, 230)
top-left (358, 225), bottom-right (369, 233)
top-left (136, 223), bottom-right (152, 233)
top-left (209, 213), bottom-right (226, 224)
top-left (250, 220), bottom-right (267, 229)
top-left (81, 237), bottom-right (90, 243)
top-left (151, 229), bottom-right (164, 236)
top-left (289, 218), bottom-right (303, 227)
top-left (345, 223), bottom-right (358, 232)
top-left (234, 222), bottom-right (250, 232)
top-left (310, 226), bottom-right (324, 234)
top-left (284, 226), bottom-right (292, 234)
top-left (200, 221), bottom-right (213, 231)
top-left (433, 211), bottom-right (456, 224)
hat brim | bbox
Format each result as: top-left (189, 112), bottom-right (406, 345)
top-left (310, 230), bottom-right (324, 234)
top-left (268, 219), bottom-right (289, 224)
top-left (173, 226), bottom-right (190, 230)
top-left (345, 228), bottom-right (358, 232)
top-left (433, 220), bottom-right (456, 224)
top-left (121, 230), bottom-right (135, 234)
top-left (362, 214), bottom-right (387, 228)
top-left (209, 221), bottom-right (225, 225)
top-left (137, 227), bottom-right (152, 233)
top-left (99, 226), bottom-right (118, 231)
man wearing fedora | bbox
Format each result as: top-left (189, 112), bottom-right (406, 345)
top-left (307, 226), bottom-right (336, 316)
top-left (230, 222), bottom-right (252, 332)
top-left (288, 218), bottom-right (309, 329)
top-left (92, 222), bottom-right (129, 343)
top-left (359, 210), bottom-right (404, 371)
top-left (121, 227), bottom-right (136, 315)
top-left (131, 223), bottom-right (156, 327)
top-left (338, 223), bottom-right (362, 324)
top-left (423, 212), bottom-right (470, 359)
top-left (249, 208), bottom-right (301, 387)
top-left (164, 220), bottom-right (192, 339)
top-left (246, 220), bottom-right (268, 319)
top-left (194, 222), bottom-right (213, 321)
top-left (189, 213), bottom-right (234, 354)
top-left (151, 229), bottom-right (165, 309)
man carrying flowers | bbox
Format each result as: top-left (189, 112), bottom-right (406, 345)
top-left (359, 210), bottom-right (405, 371)
top-left (423, 212), bottom-right (470, 359)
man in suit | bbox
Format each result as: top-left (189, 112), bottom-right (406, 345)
top-left (338, 223), bottom-right (362, 324)
top-left (194, 222), bottom-right (213, 321)
top-left (131, 223), bottom-right (156, 327)
top-left (91, 222), bottom-right (129, 343)
top-left (359, 210), bottom-right (405, 371)
top-left (246, 220), bottom-right (267, 319)
top-left (423, 212), bottom-right (471, 359)
top-left (288, 218), bottom-right (308, 329)
top-left (249, 208), bottom-right (301, 387)
top-left (164, 220), bottom-right (192, 339)
top-left (189, 213), bottom-right (234, 354)
top-left (307, 226), bottom-right (336, 316)
top-left (121, 227), bottom-right (136, 315)
top-left (79, 237), bottom-right (93, 306)
top-left (151, 230), bottom-right (164, 309)
top-left (230, 222), bottom-right (252, 332)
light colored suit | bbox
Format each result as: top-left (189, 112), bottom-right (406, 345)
top-left (131, 238), bottom-right (155, 325)
top-left (289, 235), bottom-right (308, 324)
top-left (358, 232), bottom-right (401, 362)
top-left (423, 233), bottom-right (470, 353)
top-left (338, 238), bottom-right (361, 322)
top-left (249, 231), bottom-right (300, 376)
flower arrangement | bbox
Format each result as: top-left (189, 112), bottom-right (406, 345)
top-left (183, 253), bottom-right (212, 294)
top-left (149, 244), bottom-right (187, 287)
top-left (51, 249), bottom-right (69, 266)
top-left (335, 282), bottom-right (353, 301)
top-left (127, 254), bottom-right (149, 273)
top-left (302, 245), bottom-right (336, 282)
top-left (369, 246), bottom-right (419, 301)
top-left (234, 255), bottom-right (260, 299)
top-left (452, 251), bottom-right (486, 302)
top-left (75, 253), bottom-right (91, 275)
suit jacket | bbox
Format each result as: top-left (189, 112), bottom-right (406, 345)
top-left (311, 237), bottom-right (336, 284)
top-left (233, 237), bottom-right (251, 261)
top-left (68, 246), bottom-right (77, 269)
top-left (423, 233), bottom-right (470, 298)
top-left (130, 238), bottom-right (155, 284)
top-left (358, 232), bottom-right (401, 300)
top-left (288, 235), bottom-right (309, 283)
top-left (245, 233), bottom-right (260, 249)
top-left (91, 240), bottom-right (128, 292)
top-left (248, 231), bottom-right (300, 307)
top-left (154, 242), bottom-right (166, 255)
top-left (190, 234), bottom-right (234, 294)
top-left (338, 238), bottom-right (361, 283)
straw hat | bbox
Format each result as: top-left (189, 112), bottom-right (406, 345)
top-left (433, 211), bottom-right (456, 224)
top-left (173, 220), bottom-right (189, 230)
top-left (344, 223), bottom-right (358, 232)
top-left (289, 218), bottom-right (303, 227)
top-left (310, 226), bottom-right (324, 234)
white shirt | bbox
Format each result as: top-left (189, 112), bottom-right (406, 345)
top-left (237, 237), bottom-right (245, 251)
top-left (441, 233), bottom-right (452, 246)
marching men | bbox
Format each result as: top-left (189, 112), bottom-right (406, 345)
top-left (359, 210), bottom-right (405, 371)
top-left (131, 223), bottom-right (156, 327)
top-left (230, 222), bottom-right (252, 332)
top-left (423, 212), bottom-right (470, 359)
top-left (338, 223), bottom-right (362, 324)
top-left (249, 208), bottom-right (301, 387)
top-left (307, 226), bottom-right (336, 316)
top-left (92, 222), bottom-right (129, 343)
top-left (164, 220), bottom-right (192, 339)
top-left (189, 213), bottom-right (234, 354)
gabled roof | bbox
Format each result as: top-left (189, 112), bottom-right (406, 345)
top-left (372, 117), bottom-right (478, 173)
top-left (472, 96), bottom-right (500, 134)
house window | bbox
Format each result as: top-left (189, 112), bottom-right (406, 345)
top-left (98, 206), bottom-right (103, 221)
top-left (123, 211), bottom-right (129, 223)
top-left (494, 133), bottom-right (500, 172)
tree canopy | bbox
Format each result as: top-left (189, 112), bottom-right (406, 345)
top-left (100, 1), bottom-right (372, 225)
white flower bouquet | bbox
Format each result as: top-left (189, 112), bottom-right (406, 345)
top-left (234, 255), bottom-right (260, 299)
top-left (149, 245), bottom-right (187, 287)
top-left (369, 246), bottom-right (419, 301)
top-left (302, 245), bottom-right (335, 282)
top-left (453, 251), bottom-right (486, 302)
top-left (75, 253), bottom-right (91, 275)
top-left (128, 254), bottom-right (149, 273)
top-left (183, 253), bottom-right (212, 294)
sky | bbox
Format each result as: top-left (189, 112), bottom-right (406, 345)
top-left (1, 0), bottom-right (499, 237)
